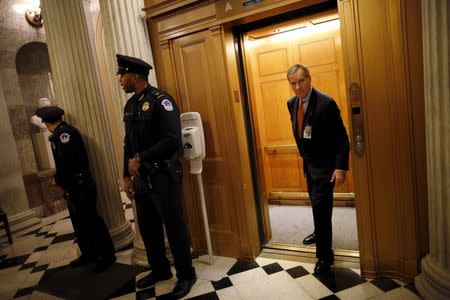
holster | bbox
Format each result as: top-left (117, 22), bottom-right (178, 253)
top-left (142, 158), bottom-right (182, 184)
top-left (133, 176), bottom-right (151, 197)
top-left (163, 159), bottom-right (183, 183)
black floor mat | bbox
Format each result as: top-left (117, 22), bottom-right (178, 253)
top-left (37, 262), bottom-right (147, 299)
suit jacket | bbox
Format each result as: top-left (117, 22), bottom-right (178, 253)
top-left (287, 88), bottom-right (350, 171)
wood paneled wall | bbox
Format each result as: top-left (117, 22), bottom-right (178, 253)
top-left (143, 0), bottom-right (428, 281)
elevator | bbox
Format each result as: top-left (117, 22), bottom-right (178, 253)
top-left (236, 8), bottom-right (359, 259)
top-left (144, 0), bottom-right (427, 281)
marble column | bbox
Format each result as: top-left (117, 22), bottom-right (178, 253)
top-left (40, 0), bottom-right (134, 250)
top-left (0, 83), bottom-right (41, 241)
top-left (97, 0), bottom-right (172, 266)
top-left (414, 1), bottom-right (450, 299)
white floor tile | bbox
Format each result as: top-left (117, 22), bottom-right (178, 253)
top-left (181, 278), bottom-right (214, 299)
top-left (35, 241), bottom-right (78, 268)
top-left (216, 286), bottom-right (242, 299)
top-left (296, 274), bottom-right (333, 299)
top-left (194, 255), bottom-right (237, 281)
top-left (47, 218), bottom-right (74, 235)
top-left (255, 256), bottom-right (278, 267)
top-left (18, 271), bottom-right (46, 289)
top-left (371, 287), bottom-right (421, 300)
top-left (335, 281), bottom-right (384, 300)
top-left (24, 251), bottom-right (45, 264)
top-left (0, 266), bottom-right (31, 294)
top-left (228, 266), bottom-right (268, 286)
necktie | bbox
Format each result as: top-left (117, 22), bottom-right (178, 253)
top-left (297, 99), bottom-right (304, 138)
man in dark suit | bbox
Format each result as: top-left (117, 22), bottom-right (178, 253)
top-left (286, 64), bottom-right (350, 274)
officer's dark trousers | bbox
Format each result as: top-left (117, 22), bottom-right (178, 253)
top-left (304, 163), bottom-right (334, 262)
top-left (134, 171), bottom-right (195, 281)
top-left (65, 183), bottom-right (115, 260)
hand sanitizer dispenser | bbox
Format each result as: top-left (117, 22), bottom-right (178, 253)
top-left (180, 112), bottom-right (205, 173)
top-left (180, 112), bottom-right (213, 265)
top-left (182, 127), bottom-right (202, 160)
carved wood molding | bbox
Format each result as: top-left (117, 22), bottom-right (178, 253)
top-left (209, 25), bottom-right (223, 36)
top-left (145, 0), bottom-right (215, 22)
top-left (159, 39), bottom-right (170, 49)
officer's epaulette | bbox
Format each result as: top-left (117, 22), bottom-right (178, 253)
top-left (150, 90), bottom-right (167, 100)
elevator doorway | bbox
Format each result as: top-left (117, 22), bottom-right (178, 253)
top-left (239, 10), bottom-right (359, 257)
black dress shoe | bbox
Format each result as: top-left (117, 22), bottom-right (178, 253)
top-left (314, 259), bottom-right (334, 274)
top-left (69, 255), bottom-right (93, 268)
top-left (303, 232), bottom-right (316, 245)
top-left (171, 276), bottom-right (197, 299)
top-left (94, 255), bottom-right (116, 272)
top-left (136, 271), bottom-right (173, 289)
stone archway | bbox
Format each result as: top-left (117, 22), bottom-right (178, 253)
top-left (14, 41), bottom-right (64, 216)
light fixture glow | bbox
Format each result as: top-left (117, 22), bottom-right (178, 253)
top-left (268, 19), bottom-right (340, 43)
top-left (12, 0), bottom-right (40, 14)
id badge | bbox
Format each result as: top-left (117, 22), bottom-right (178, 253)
top-left (303, 125), bottom-right (312, 139)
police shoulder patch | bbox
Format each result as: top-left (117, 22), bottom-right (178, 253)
top-left (161, 99), bottom-right (173, 111)
top-left (60, 133), bottom-right (70, 143)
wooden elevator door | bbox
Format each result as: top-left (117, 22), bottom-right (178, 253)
top-left (172, 29), bottom-right (243, 257)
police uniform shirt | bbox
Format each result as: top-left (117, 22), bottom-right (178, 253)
top-left (123, 85), bottom-right (182, 178)
top-left (50, 121), bottom-right (90, 189)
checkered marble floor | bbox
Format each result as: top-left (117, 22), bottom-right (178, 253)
top-left (0, 196), bottom-right (422, 300)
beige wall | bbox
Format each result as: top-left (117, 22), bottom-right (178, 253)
top-left (0, 82), bottom-right (29, 215)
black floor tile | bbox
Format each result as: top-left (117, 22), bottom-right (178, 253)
top-left (119, 242), bottom-right (134, 252)
top-left (405, 282), bottom-right (419, 295)
top-left (34, 245), bottom-right (49, 252)
top-left (286, 265), bottom-right (310, 279)
top-left (110, 279), bottom-right (140, 299)
top-left (0, 254), bottom-right (30, 270)
top-left (136, 286), bottom-right (156, 299)
top-left (318, 295), bottom-right (340, 300)
top-left (44, 232), bottom-right (58, 239)
top-left (187, 291), bottom-right (219, 300)
top-left (36, 231), bottom-right (48, 237)
top-left (211, 277), bottom-right (232, 290)
top-left (157, 293), bottom-right (176, 299)
top-left (262, 262), bottom-right (284, 275)
top-left (227, 260), bottom-right (259, 275)
top-left (370, 276), bottom-right (401, 292)
top-left (32, 264), bottom-right (49, 273)
top-left (51, 232), bottom-right (76, 244)
top-left (13, 285), bottom-right (36, 298)
top-left (125, 203), bottom-right (133, 209)
top-left (19, 228), bottom-right (41, 237)
top-left (19, 262), bottom-right (37, 271)
top-left (313, 267), bottom-right (366, 293)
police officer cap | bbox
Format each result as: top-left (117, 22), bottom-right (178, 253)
top-left (35, 106), bottom-right (64, 123)
top-left (116, 54), bottom-right (153, 76)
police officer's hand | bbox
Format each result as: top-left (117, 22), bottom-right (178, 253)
top-left (123, 177), bottom-right (135, 200)
top-left (330, 170), bottom-right (346, 186)
top-left (128, 158), bottom-right (141, 179)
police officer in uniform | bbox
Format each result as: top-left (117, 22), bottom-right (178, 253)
top-left (35, 106), bottom-right (116, 272)
top-left (117, 54), bottom-right (196, 298)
